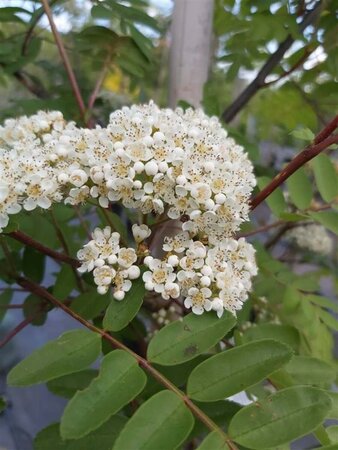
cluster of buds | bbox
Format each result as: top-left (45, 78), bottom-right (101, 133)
top-left (287, 223), bottom-right (333, 256)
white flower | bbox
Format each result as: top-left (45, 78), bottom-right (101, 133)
top-left (132, 224), bottom-right (151, 243)
top-left (162, 282), bottom-right (180, 300)
top-left (211, 297), bottom-right (224, 318)
top-left (117, 248), bottom-right (137, 268)
top-left (184, 287), bottom-right (212, 315)
top-left (77, 242), bottom-right (100, 273)
top-left (69, 169), bottom-right (88, 187)
top-left (93, 265), bottom-right (116, 286)
top-left (143, 259), bottom-right (176, 293)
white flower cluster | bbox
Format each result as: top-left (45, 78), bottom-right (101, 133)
top-left (143, 234), bottom-right (257, 317)
top-left (0, 102), bottom-right (255, 240)
top-left (287, 223), bottom-right (333, 255)
top-left (152, 306), bottom-right (178, 327)
top-left (77, 226), bottom-right (140, 299)
top-left (0, 103), bottom-right (258, 317)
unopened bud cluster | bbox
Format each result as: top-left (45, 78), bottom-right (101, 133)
top-left (287, 223), bottom-right (333, 256)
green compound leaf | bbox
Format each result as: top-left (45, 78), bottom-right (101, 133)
top-left (23, 246), bottom-right (45, 283)
top-left (286, 167), bottom-right (312, 210)
top-left (71, 290), bottom-right (111, 320)
top-left (196, 431), bottom-right (229, 450)
top-left (147, 311), bottom-right (236, 366)
top-left (257, 176), bottom-right (287, 217)
top-left (103, 269), bottom-right (146, 331)
top-left (187, 339), bottom-right (293, 401)
top-left (326, 425), bottom-right (338, 443)
top-left (53, 265), bottom-right (77, 300)
top-left (34, 416), bottom-right (127, 450)
top-left (23, 294), bottom-right (49, 326)
top-left (46, 369), bottom-right (98, 398)
top-left (327, 392), bottom-right (338, 419)
top-left (308, 211), bottom-right (338, 235)
top-left (0, 289), bottom-right (12, 322)
top-left (60, 350), bottom-right (146, 439)
top-left (312, 153), bottom-right (338, 203)
top-left (113, 390), bottom-right (194, 450)
top-left (284, 356), bottom-right (336, 386)
top-left (228, 386), bottom-right (332, 449)
top-left (7, 330), bottom-right (101, 386)
top-left (241, 323), bottom-right (300, 351)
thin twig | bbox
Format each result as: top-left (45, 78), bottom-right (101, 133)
top-left (0, 316), bottom-right (34, 349)
top-left (40, 0), bottom-right (86, 119)
top-left (87, 55), bottom-right (111, 127)
top-left (263, 45), bottom-right (315, 87)
top-left (16, 275), bottom-right (238, 450)
top-left (22, 0), bottom-right (59, 55)
top-left (6, 231), bottom-right (79, 268)
top-left (73, 206), bottom-right (92, 240)
top-left (250, 132), bottom-right (338, 211)
top-left (221, 2), bottom-right (322, 123)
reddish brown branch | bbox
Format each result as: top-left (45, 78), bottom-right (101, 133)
top-left (22, 0), bottom-right (59, 56)
top-left (16, 276), bottom-right (237, 450)
top-left (13, 70), bottom-right (49, 99)
top-left (86, 55), bottom-right (111, 127)
top-left (238, 220), bottom-right (285, 238)
top-left (0, 316), bottom-right (34, 349)
top-left (250, 133), bottom-right (338, 211)
top-left (40, 0), bottom-right (86, 119)
top-left (7, 231), bottom-right (79, 268)
top-left (314, 115), bottom-right (338, 144)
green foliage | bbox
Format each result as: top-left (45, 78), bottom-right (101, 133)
top-left (22, 247), bottom-right (45, 282)
top-left (187, 339), bottom-right (293, 401)
top-left (60, 350), bottom-right (146, 439)
top-left (284, 356), bottom-right (336, 386)
top-left (196, 431), bottom-right (229, 450)
top-left (0, 289), bottom-right (12, 322)
top-left (71, 290), bottom-right (111, 320)
top-left (257, 177), bottom-right (287, 217)
top-left (228, 386), bottom-right (332, 449)
top-left (241, 324), bottom-right (300, 351)
top-left (147, 311), bottom-right (236, 366)
top-left (103, 268), bottom-right (146, 331)
top-left (34, 416), bottom-right (128, 450)
top-left (309, 211), bottom-right (338, 235)
top-left (312, 154), bottom-right (338, 203)
top-left (7, 330), bottom-right (101, 386)
top-left (113, 390), bottom-right (194, 450)
top-left (46, 369), bottom-right (98, 399)
top-left (286, 168), bottom-right (313, 210)
top-left (23, 294), bottom-right (48, 326)
top-left (53, 265), bottom-right (77, 300)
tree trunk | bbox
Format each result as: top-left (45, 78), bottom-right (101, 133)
top-left (169, 0), bottom-right (214, 108)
